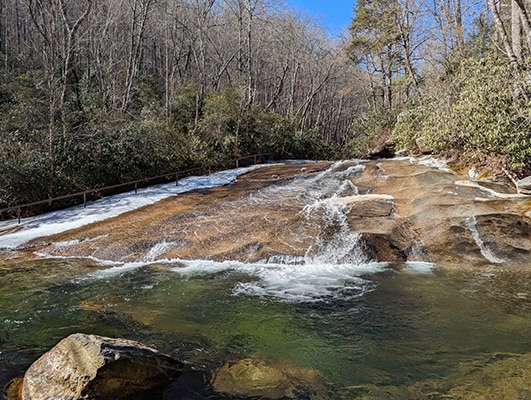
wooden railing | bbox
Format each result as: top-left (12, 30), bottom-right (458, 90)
top-left (0, 153), bottom-right (273, 223)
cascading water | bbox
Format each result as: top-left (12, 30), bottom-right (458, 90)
top-left (170, 161), bottom-right (386, 302)
top-left (66, 160), bottom-right (385, 303)
top-left (465, 216), bottom-right (505, 264)
top-left (142, 241), bottom-right (177, 262)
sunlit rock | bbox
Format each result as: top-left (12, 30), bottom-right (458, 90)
top-left (518, 176), bottom-right (531, 195)
top-left (8, 159), bottom-right (530, 269)
top-left (211, 357), bottom-right (328, 399)
top-left (21, 334), bottom-right (183, 400)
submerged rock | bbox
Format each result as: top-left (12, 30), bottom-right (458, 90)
top-left (21, 333), bottom-right (183, 400)
top-left (211, 357), bottom-right (327, 399)
top-left (445, 352), bottom-right (531, 399)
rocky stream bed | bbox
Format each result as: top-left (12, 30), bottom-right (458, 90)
top-left (0, 158), bottom-right (530, 399)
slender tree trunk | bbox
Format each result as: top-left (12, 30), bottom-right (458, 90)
top-left (514, 0), bottom-right (531, 50)
top-left (489, 0), bottom-right (520, 69)
top-left (245, 0), bottom-right (254, 107)
top-left (512, 0), bottom-right (522, 61)
top-left (454, 0), bottom-right (464, 52)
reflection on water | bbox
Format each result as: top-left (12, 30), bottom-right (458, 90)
top-left (0, 258), bottom-right (530, 399)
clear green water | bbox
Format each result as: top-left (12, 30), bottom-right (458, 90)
top-left (1, 258), bottom-right (530, 399)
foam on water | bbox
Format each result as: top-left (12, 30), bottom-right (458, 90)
top-left (403, 261), bottom-right (436, 275)
top-left (172, 258), bottom-right (388, 302)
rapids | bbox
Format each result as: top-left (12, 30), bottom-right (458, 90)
top-left (0, 158), bottom-right (530, 399)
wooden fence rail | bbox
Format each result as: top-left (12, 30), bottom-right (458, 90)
top-left (0, 153), bottom-right (273, 223)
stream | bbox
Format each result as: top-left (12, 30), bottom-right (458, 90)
top-left (0, 159), bottom-right (530, 399)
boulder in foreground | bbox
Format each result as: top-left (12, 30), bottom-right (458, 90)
top-left (22, 333), bottom-right (183, 400)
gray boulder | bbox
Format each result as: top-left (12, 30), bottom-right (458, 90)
top-left (415, 137), bottom-right (432, 154)
top-left (22, 333), bottom-right (183, 400)
top-left (517, 176), bottom-right (531, 195)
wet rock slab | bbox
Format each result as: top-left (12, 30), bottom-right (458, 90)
top-left (18, 159), bottom-right (531, 269)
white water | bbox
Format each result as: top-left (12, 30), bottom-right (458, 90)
top-left (7, 160), bottom-right (400, 303)
top-left (177, 259), bottom-right (387, 302)
top-left (0, 164), bottom-right (273, 249)
top-left (68, 254), bottom-right (388, 303)
top-left (142, 241), bottom-right (177, 262)
top-left (403, 261), bottom-right (436, 275)
top-left (395, 156), bottom-right (451, 172)
top-left (465, 216), bottom-right (505, 264)
top-left (81, 161), bottom-right (385, 303)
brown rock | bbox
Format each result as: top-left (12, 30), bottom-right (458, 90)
top-left (20, 159), bottom-right (531, 269)
top-left (473, 213), bottom-right (531, 264)
top-left (445, 352), bottom-right (531, 399)
top-left (21, 333), bottom-right (183, 400)
top-left (212, 357), bottom-right (327, 399)
top-left (4, 377), bottom-right (23, 400)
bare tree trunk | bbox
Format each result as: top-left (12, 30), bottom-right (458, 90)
top-left (512, 0), bottom-right (522, 61)
top-left (514, 0), bottom-right (531, 50)
top-left (454, 0), bottom-right (464, 52)
top-left (1, 0), bottom-right (5, 75)
top-left (489, 0), bottom-right (521, 69)
top-left (123, 0), bottom-right (153, 110)
top-left (245, 0), bottom-right (254, 107)
top-left (265, 61), bottom-right (289, 111)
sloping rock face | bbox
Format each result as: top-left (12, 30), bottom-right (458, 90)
top-left (29, 163), bottom-right (329, 263)
top-left (21, 334), bottom-right (183, 400)
top-left (25, 159), bottom-right (530, 269)
top-left (350, 160), bottom-right (531, 267)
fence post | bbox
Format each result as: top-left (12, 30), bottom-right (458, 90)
top-left (135, 182), bottom-right (138, 194)
top-left (83, 193), bottom-right (87, 208)
top-left (254, 155), bottom-right (257, 164)
top-left (17, 207), bottom-right (21, 224)
top-left (235, 159), bottom-right (239, 168)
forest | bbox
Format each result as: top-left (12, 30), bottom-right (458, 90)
top-left (0, 0), bottom-right (530, 209)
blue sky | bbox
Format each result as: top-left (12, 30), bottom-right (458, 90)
top-left (287, 0), bottom-right (354, 36)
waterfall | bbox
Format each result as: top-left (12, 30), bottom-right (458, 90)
top-left (143, 241), bottom-right (177, 262)
top-left (79, 161), bottom-right (385, 303)
top-left (255, 160), bottom-right (370, 266)
top-left (302, 200), bottom-right (369, 265)
top-left (465, 216), bottom-right (505, 264)
top-left (167, 161), bottom-right (384, 302)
